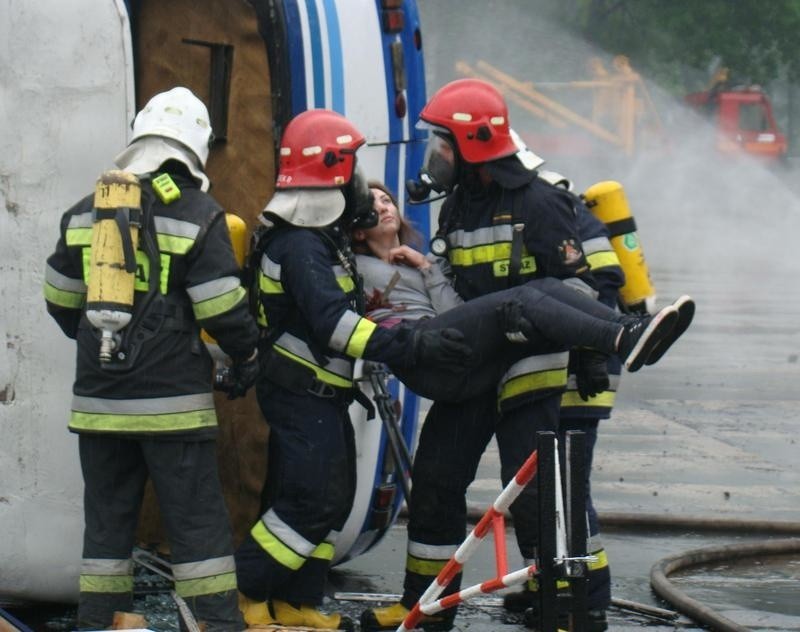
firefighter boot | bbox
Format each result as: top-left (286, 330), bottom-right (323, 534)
top-left (271, 599), bottom-right (354, 631)
top-left (502, 585), bottom-right (537, 613)
top-left (238, 592), bottom-right (276, 626)
top-left (617, 304), bottom-right (679, 372)
top-left (645, 295), bottom-right (695, 366)
top-left (523, 605), bottom-right (608, 632)
top-left (360, 601), bottom-right (455, 631)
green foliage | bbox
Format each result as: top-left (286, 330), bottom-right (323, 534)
top-left (553, 0), bottom-right (800, 88)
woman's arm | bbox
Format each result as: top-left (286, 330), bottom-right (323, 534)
top-left (389, 246), bottom-right (464, 315)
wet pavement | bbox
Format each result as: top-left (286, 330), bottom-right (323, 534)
top-left (10, 150), bottom-right (800, 632)
top-left (332, 157), bottom-right (800, 631)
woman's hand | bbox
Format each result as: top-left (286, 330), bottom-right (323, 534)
top-left (388, 245), bottom-right (431, 270)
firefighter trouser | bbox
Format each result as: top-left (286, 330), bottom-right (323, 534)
top-left (77, 435), bottom-right (242, 631)
top-left (400, 388), bottom-right (562, 612)
top-left (236, 381), bottom-right (356, 605)
top-left (393, 277), bottom-right (621, 403)
top-left (559, 417), bottom-right (611, 610)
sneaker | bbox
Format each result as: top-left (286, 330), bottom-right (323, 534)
top-left (360, 601), bottom-right (455, 631)
top-left (645, 295), bottom-right (695, 366)
top-left (238, 592), bottom-right (276, 626)
top-left (618, 305), bottom-right (679, 372)
top-left (272, 599), bottom-right (354, 631)
top-left (523, 606), bottom-right (608, 632)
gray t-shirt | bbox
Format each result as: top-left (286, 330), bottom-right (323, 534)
top-left (356, 253), bottom-right (463, 324)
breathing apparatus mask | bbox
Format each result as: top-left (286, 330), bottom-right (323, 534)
top-left (406, 127), bottom-right (460, 205)
top-left (343, 164), bottom-right (378, 229)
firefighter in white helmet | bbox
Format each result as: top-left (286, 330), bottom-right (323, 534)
top-left (44, 86), bottom-right (259, 630)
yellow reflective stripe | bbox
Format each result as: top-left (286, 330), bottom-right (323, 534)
top-left (193, 286), bottom-right (246, 320)
top-left (524, 577), bottom-right (570, 592)
top-left (310, 542), bottom-right (335, 561)
top-left (257, 304), bottom-right (268, 327)
top-left (44, 283), bottom-right (86, 309)
top-left (406, 555), bottom-right (448, 576)
top-left (79, 574), bottom-right (134, 593)
top-left (251, 521), bottom-right (305, 570)
top-left (587, 548), bottom-right (609, 571)
top-left (66, 227), bottom-right (93, 246)
top-left (273, 346), bottom-right (353, 388)
top-left (175, 571), bottom-right (237, 598)
top-left (337, 275), bottom-right (355, 293)
top-left (157, 233), bottom-right (194, 254)
top-left (132, 252), bottom-right (171, 294)
top-left (259, 271), bottom-right (284, 294)
top-left (449, 242), bottom-right (511, 267)
top-left (586, 251), bottom-right (620, 270)
top-left (69, 408), bottom-right (217, 433)
top-left (345, 318), bottom-right (377, 358)
top-left (82, 249), bottom-right (171, 295)
top-left (560, 390), bottom-right (616, 408)
top-left (499, 368), bottom-right (567, 402)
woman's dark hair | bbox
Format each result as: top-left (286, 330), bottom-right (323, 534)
top-left (353, 181), bottom-right (424, 254)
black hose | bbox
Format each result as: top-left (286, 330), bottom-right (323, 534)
top-left (649, 538), bottom-right (800, 632)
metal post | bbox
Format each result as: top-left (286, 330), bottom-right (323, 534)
top-left (566, 430), bottom-right (588, 632)
top-left (537, 431), bottom-right (557, 632)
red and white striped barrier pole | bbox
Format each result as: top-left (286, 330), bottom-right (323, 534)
top-left (397, 449), bottom-right (539, 632)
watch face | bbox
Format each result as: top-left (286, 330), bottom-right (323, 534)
top-left (430, 236), bottom-right (448, 256)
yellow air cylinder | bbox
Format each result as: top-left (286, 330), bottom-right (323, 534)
top-left (583, 180), bottom-right (656, 314)
top-left (202, 213), bottom-right (249, 360)
top-left (86, 171), bottom-right (142, 363)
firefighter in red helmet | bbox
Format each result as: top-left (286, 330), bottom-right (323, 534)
top-left (234, 109), bottom-right (471, 631)
top-left (362, 78), bottom-right (602, 631)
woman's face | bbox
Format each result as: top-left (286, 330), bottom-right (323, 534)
top-left (366, 187), bottom-right (401, 237)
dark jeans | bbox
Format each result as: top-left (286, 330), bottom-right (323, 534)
top-left (393, 278), bottom-right (621, 402)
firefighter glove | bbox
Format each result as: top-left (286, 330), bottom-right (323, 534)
top-left (413, 328), bottom-right (472, 367)
top-left (227, 349), bottom-right (260, 400)
top-left (574, 349), bottom-right (609, 401)
top-left (497, 299), bottom-right (536, 344)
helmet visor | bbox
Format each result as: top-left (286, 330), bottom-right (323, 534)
top-left (344, 165), bottom-right (378, 229)
top-left (420, 132), bottom-right (458, 194)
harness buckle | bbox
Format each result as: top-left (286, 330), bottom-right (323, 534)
top-left (307, 378), bottom-right (337, 399)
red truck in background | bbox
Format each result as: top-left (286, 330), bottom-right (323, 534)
top-left (685, 69), bottom-right (788, 163)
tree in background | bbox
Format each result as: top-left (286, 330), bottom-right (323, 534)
top-left (549, 0), bottom-right (800, 89)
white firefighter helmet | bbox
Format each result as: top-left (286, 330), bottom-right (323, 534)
top-left (115, 87), bottom-right (213, 191)
top-left (131, 87), bottom-right (213, 167)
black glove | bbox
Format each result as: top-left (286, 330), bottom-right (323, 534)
top-left (574, 350), bottom-right (610, 401)
top-left (413, 328), bottom-right (472, 367)
top-left (226, 350), bottom-right (260, 400)
top-left (497, 299), bottom-right (536, 343)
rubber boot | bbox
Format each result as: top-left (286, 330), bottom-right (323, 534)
top-left (523, 605), bottom-right (608, 632)
top-left (271, 599), bottom-right (354, 631)
top-left (502, 586), bottom-right (538, 613)
top-left (238, 592), bottom-right (276, 626)
top-left (360, 601), bottom-right (454, 631)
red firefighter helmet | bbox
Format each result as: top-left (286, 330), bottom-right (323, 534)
top-left (276, 109), bottom-right (366, 189)
top-left (419, 78), bottom-right (518, 164)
